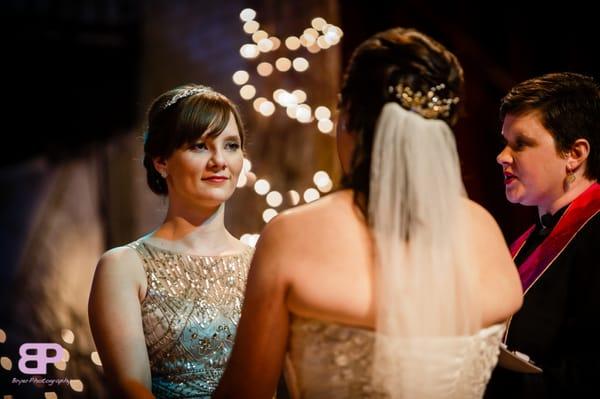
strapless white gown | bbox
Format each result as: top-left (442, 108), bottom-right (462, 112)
top-left (285, 316), bottom-right (505, 399)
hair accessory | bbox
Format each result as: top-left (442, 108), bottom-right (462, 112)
top-left (161, 87), bottom-right (208, 110)
top-left (389, 83), bottom-right (460, 119)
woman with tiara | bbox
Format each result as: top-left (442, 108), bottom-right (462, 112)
top-left (89, 85), bottom-right (253, 398)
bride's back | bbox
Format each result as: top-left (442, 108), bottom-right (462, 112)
top-left (284, 190), bottom-right (521, 330)
top-left (213, 27), bottom-right (523, 399)
top-left (281, 190), bottom-right (521, 399)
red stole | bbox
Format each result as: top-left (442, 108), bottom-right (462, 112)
top-left (510, 183), bottom-right (600, 293)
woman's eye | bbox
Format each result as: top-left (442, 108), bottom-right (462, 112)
top-left (514, 140), bottom-right (526, 150)
top-left (192, 143), bottom-right (207, 151)
top-left (225, 142), bottom-right (240, 151)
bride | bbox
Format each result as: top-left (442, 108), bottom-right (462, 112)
top-left (214, 27), bottom-right (523, 399)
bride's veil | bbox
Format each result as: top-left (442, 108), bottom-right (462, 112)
top-left (369, 102), bottom-right (481, 397)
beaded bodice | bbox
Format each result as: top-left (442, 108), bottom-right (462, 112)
top-left (286, 316), bottom-right (505, 399)
top-left (129, 240), bottom-right (253, 399)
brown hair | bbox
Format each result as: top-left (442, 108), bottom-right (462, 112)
top-left (142, 84), bottom-right (246, 195)
top-left (339, 27), bottom-right (464, 216)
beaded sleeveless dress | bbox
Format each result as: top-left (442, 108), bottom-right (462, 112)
top-left (286, 316), bottom-right (505, 399)
top-left (129, 240), bottom-right (253, 399)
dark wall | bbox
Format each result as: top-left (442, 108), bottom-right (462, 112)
top-left (339, 0), bottom-right (599, 241)
top-left (2, 0), bottom-right (141, 166)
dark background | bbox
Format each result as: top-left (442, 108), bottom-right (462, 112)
top-left (4, 0), bottom-right (598, 239)
top-left (0, 1), bottom-right (598, 396)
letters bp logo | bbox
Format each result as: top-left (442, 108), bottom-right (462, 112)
top-left (18, 343), bottom-right (65, 374)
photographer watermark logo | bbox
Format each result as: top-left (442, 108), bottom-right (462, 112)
top-left (18, 343), bottom-right (64, 374)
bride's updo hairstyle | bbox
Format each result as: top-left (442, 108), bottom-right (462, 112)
top-left (339, 27), bottom-right (464, 216)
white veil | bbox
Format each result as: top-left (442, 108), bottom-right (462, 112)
top-left (369, 103), bottom-right (481, 397)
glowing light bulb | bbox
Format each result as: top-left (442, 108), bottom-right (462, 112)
top-left (240, 84), bottom-right (256, 100)
top-left (303, 188), bottom-right (320, 203)
top-left (292, 57), bottom-right (309, 72)
top-left (292, 89), bottom-right (307, 103)
top-left (266, 191), bottom-right (283, 207)
top-left (317, 119), bottom-right (334, 133)
top-left (240, 44), bottom-right (259, 58)
top-left (240, 8), bottom-right (257, 22)
top-left (243, 20), bottom-right (259, 34)
top-left (315, 106), bottom-right (331, 120)
top-left (275, 57), bottom-right (292, 72)
top-left (288, 190), bottom-right (300, 205)
top-left (70, 379), bottom-right (84, 392)
top-left (296, 104), bottom-right (312, 123)
top-left (311, 17), bottom-right (327, 31)
top-left (285, 36), bottom-right (301, 50)
top-left (262, 208), bottom-right (278, 223)
top-left (259, 101), bottom-right (275, 116)
top-left (257, 62), bottom-right (273, 76)
top-left (232, 70), bottom-right (249, 85)
top-left (254, 179), bottom-right (271, 195)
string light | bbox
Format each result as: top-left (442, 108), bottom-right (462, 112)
top-left (292, 57), bottom-right (309, 72)
top-left (269, 37), bottom-right (281, 50)
top-left (317, 119), bottom-right (334, 133)
top-left (243, 20), bottom-right (259, 34)
top-left (252, 30), bottom-right (268, 43)
top-left (240, 8), bottom-right (257, 22)
top-left (311, 17), bottom-right (327, 30)
top-left (91, 352), bottom-right (102, 366)
top-left (266, 191), bottom-right (283, 207)
top-left (262, 208), bottom-right (278, 223)
top-left (240, 84), bottom-right (256, 100)
top-left (1, 356), bottom-right (12, 370)
top-left (288, 190), bottom-right (300, 205)
top-left (61, 329), bottom-right (74, 344)
top-left (257, 62), bottom-right (273, 77)
top-left (55, 360), bottom-right (67, 371)
top-left (235, 10), bottom-right (343, 229)
top-left (315, 106), bottom-right (331, 120)
top-left (232, 70), bottom-right (249, 85)
top-left (303, 188), bottom-right (321, 203)
top-left (292, 89), bottom-right (307, 103)
top-left (254, 179), bottom-right (271, 195)
top-left (275, 57), bottom-right (292, 72)
top-left (70, 380), bottom-right (84, 392)
top-left (240, 234), bottom-right (260, 247)
top-left (258, 101), bottom-right (275, 116)
top-left (295, 104), bottom-right (312, 123)
top-left (285, 36), bottom-right (301, 50)
top-left (240, 44), bottom-right (259, 58)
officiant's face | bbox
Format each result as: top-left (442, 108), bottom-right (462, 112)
top-left (497, 111), bottom-right (567, 209)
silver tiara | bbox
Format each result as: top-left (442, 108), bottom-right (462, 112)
top-left (161, 87), bottom-right (209, 110)
top-left (389, 83), bottom-right (460, 119)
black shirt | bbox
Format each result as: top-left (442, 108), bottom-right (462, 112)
top-left (513, 205), bottom-right (568, 267)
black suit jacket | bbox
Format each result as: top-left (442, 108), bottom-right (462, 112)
top-left (485, 213), bottom-right (600, 398)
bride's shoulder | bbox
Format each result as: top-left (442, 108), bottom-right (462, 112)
top-left (461, 198), bottom-right (503, 233)
top-left (257, 191), bottom-right (356, 256)
top-left (268, 191), bottom-right (353, 227)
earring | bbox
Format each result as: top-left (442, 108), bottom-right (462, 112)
top-left (160, 171), bottom-right (167, 179)
top-left (565, 168), bottom-right (576, 186)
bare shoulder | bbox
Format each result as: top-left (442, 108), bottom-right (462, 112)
top-left (460, 198), bottom-right (510, 261)
top-left (463, 198), bottom-right (501, 230)
top-left (259, 190), bottom-right (356, 251)
top-left (461, 198), bottom-right (523, 322)
top-left (92, 244), bottom-right (147, 297)
top-left (461, 198), bottom-right (511, 248)
top-left (97, 245), bottom-right (144, 274)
